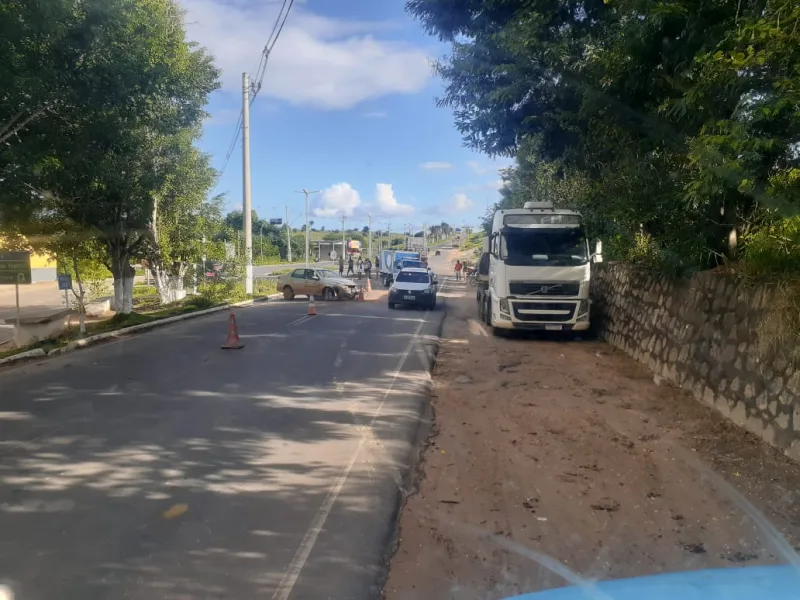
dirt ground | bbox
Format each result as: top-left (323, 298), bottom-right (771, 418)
top-left (382, 280), bottom-right (800, 600)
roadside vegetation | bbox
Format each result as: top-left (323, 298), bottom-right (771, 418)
top-left (408, 0), bottom-right (799, 280)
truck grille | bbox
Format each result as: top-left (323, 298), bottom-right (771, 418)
top-left (509, 281), bottom-right (580, 296)
top-left (511, 301), bottom-right (576, 323)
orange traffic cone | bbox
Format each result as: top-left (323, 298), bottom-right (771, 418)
top-left (365, 277), bottom-right (372, 292)
top-left (307, 295), bottom-right (317, 316)
top-left (357, 287), bottom-right (365, 301)
top-left (221, 311), bottom-right (245, 349)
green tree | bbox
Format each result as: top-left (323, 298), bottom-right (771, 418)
top-left (1, 0), bottom-right (219, 312)
top-left (145, 128), bottom-right (217, 303)
top-left (408, 0), bottom-right (800, 272)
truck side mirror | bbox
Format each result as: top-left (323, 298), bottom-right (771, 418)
top-left (592, 240), bottom-right (604, 263)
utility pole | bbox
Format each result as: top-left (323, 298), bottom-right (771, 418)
top-left (367, 215), bottom-right (372, 264)
top-left (340, 215), bottom-right (346, 259)
top-left (285, 206), bottom-right (292, 262)
top-left (295, 189), bottom-right (319, 267)
top-left (242, 72), bottom-right (253, 294)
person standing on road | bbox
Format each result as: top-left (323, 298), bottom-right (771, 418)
top-left (347, 256), bottom-right (355, 276)
top-left (364, 258), bottom-right (372, 280)
top-left (454, 259), bottom-right (463, 281)
top-left (357, 256), bottom-right (363, 279)
top-left (339, 257), bottom-right (344, 276)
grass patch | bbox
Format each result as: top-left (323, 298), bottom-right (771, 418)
top-left (0, 295), bottom-right (230, 361)
top-left (254, 277), bottom-right (278, 297)
top-left (133, 284), bottom-right (157, 297)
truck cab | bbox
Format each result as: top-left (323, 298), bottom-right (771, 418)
top-left (478, 202), bottom-right (602, 334)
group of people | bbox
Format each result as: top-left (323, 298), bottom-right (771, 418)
top-left (338, 255), bottom-right (373, 280)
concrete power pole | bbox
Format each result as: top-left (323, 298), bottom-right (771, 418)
top-left (340, 215), bottom-right (346, 259)
top-left (242, 72), bottom-right (253, 294)
top-left (367, 215), bottom-right (372, 263)
top-left (296, 189), bottom-right (319, 267)
top-left (285, 206), bottom-right (292, 262)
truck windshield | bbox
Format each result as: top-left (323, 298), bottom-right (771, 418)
top-left (500, 227), bottom-right (589, 266)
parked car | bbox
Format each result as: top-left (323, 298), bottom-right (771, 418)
top-left (277, 268), bottom-right (358, 300)
top-left (203, 260), bottom-right (237, 281)
top-left (388, 267), bottom-right (437, 309)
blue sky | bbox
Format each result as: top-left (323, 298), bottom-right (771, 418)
top-left (180, 0), bottom-right (510, 232)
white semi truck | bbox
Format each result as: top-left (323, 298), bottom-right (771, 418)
top-left (476, 201), bottom-right (602, 335)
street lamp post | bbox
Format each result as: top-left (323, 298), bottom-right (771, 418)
top-left (295, 189), bottom-right (320, 267)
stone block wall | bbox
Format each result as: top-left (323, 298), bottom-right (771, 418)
top-left (591, 263), bottom-right (800, 460)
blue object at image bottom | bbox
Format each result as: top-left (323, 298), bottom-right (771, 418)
top-left (504, 566), bottom-right (800, 600)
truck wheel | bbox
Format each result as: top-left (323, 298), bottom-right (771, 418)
top-left (478, 293), bottom-right (484, 321)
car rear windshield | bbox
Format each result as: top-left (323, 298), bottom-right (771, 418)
top-left (396, 271), bottom-right (430, 284)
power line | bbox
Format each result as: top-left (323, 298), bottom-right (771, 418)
top-left (212, 110), bottom-right (243, 188)
top-left (212, 0), bottom-right (296, 188)
top-left (250, 0), bottom-right (296, 103)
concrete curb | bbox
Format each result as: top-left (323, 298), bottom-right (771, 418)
top-left (0, 295), bottom-right (281, 368)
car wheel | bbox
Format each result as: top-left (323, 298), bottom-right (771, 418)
top-left (322, 287), bottom-right (334, 301)
top-left (282, 286), bottom-right (295, 300)
top-left (431, 296), bottom-right (437, 309)
top-left (388, 302), bottom-right (395, 309)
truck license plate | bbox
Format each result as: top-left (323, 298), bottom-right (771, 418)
top-left (404, 295), bottom-right (415, 301)
top-left (545, 325), bottom-right (563, 331)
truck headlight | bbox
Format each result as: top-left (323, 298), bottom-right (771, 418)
top-left (499, 298), bottom-right (510, 314)
top-left (578, 300), bottom-right (589, 320)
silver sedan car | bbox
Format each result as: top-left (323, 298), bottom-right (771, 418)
top-left (277, 268), bottom-right (358, 300)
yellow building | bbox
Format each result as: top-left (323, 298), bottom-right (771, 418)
top-left (0, 235), bottom-right (58, 283)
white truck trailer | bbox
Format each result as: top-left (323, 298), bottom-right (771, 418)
top-left (476, 201), bottom-right (602, 335)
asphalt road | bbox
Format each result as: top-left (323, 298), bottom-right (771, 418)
top-left (0, 283), bottom-right (447, 598)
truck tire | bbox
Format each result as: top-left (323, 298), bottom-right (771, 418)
top-left (477, 292), bottom-right (484, 321)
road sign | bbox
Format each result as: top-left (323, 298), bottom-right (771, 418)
top-left (0, 251), bottom-right (32, 285)
top-left (57, 273), bottom-right (73, 290)
top-left (270, 218), bottom-right (283, 225)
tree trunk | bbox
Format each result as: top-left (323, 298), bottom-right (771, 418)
top-left (150, 264), bottom-right (187, 304)
top-left (108, 239), bottom-right (136, 314)
top-left (71, 256), bottom-right (87, 336)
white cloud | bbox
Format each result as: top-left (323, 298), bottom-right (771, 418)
top-left (450, 193), bottom-right (475, 212)
top-left (314, 183), bottom-right (361, 218)
top-left (180, 0), bottom-right (432, 110)
top-left (419, 161), bottom-right (453, 171)
top-left (373, 183), bottom-right (414, 216)
top-left (312, 182), bottom-right (414, 218)
top-left (426, 192), bottom-right (476, 215)
top-left (488, 179), bottom-right (505, 190)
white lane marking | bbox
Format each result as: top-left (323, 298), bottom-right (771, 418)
top-left (270, 316), bottom-right (430, 600)
top-left (317, 313), bottom-right (426, 322)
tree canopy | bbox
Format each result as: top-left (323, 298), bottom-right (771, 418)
top-left (0, 0), bottom-right (221, 310)
top-left (407, 0), bottom-right (800, 274)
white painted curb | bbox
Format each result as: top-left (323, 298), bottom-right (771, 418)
top-left (0, 296), bottom-right (278, 367)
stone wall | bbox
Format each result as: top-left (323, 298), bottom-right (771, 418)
top-left (591, 263), bottom-right (800, 460)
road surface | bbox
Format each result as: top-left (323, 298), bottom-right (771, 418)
top-left (0, 275), bottom-right (447, 599)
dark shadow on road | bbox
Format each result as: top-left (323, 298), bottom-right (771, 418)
top-left (0, 302), bottom-right (439, 600)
